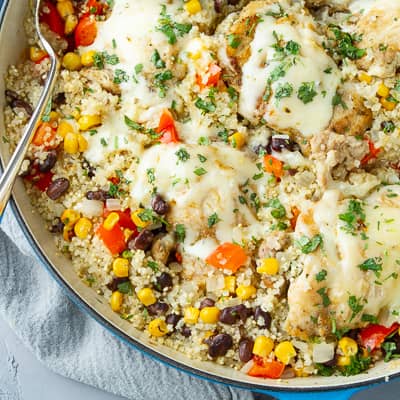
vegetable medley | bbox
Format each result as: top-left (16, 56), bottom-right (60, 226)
top-left (6, 0), bottom-right (400, 379)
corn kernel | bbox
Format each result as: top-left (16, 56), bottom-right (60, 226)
top-left (61, 209), bottom-right (80, 228)
top-left (131, 208), bottom-right (150, 229)
top-left (74, 217), bottom-right (92, 239)
top-left (185, 0), bottom-right (202, 15)
top-left (77, 134), bottom-right (88, 152)
top-left (380, 97), bottom-right (397, 111)
top-left (228, 132), bottom-right (246, 149)
top-left (62, 52), bottom-right (82, 71)
top-left (110, 291), bottom-right (123, 312)
top-left (64, 14), bottom-right (78, 35)
top-left (224, 276), bottom-right (236, 294)
top-left (57, 120), bottom-right (75, 138)
top-left (184, 307), bottom-right (200, 324)
top-left (81, 50), bottom-right (97, 67)
top-left (56, 0), bottom-right (74, 19)
top-left (103, 212), bottom-right (120, 231)
top-left (252, 336), bottom-right (274, 357)
top-left (358, 72), bottom-right (373, 85)
top-left (337, 355), bottom-right (351, 367)
top-left (294, 368), bottom-right (309, 377)
top-left (236, 285), bottom-right (256, 300)
top-left (71, 109), bottom-right (81, 120)
top-left (49, 111), bottom-right (60, 122)
top-left (275, 341), bottom-right (297, 365)
top-left (148, 319), bottom-right (168, 337)
top-left (257, 258), bottom-right (279, 275)
top-left (377, 83), bottom-right (390, 98)
top-left (29, 47), bottom-right (47, 63)
top-left (123, 228), bottom-right (133, 242)
top-left (112, 258), bottom-right (129, 278)
top-left (338, 337), bottom-right (358, 357)
top-left (199, 307), bottom-right (220, 324)
top-left (64, 132), bottom-right (79, 154)
top-left (137, 288), bottom-right (157, 306)
top-left (78, 114), bottom-right (101, 131)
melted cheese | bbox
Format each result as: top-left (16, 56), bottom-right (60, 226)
top-left (240, 12), bottom-right (340, 137)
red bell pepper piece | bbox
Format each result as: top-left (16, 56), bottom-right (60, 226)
top-left (75, 16), bottom-right (97, 47)
top-left (84, 0), bottom-right (105, 16)
top-left (103, 209), bottom-right (138, 233)
top-left (359, 323), bottom-right (399, 351)
top-left (25, 171), bottom-right (54, 192)
top-left (247, 360), bottom-right (285, 379)
top-left (157, 109), bottom-right (179, 143)
top-left (40, 1), bottom-right (65, 37)
top-left (361, 139), bottom-right (381, 165)
top-left (97, 223), bottom-right (126, 255)
top-left (196, 63), bottom-right (222, 90)
top-left (205, 242), bottom-right (247, 273)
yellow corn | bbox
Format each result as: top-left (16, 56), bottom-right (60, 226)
top-left (148, 319), bottom-right (168, 337)
top-left (57, 120), bottom-right (74, 138)
top-left (358, 72), bottom-right (373, 85)
top-left (199, 307), bottom-right (220, 324)
top-left (275, 341), bottom-right (297, 365)
top-left (137, 288), bottom-right (157, 306)
top-left (380, 97), bottom-right (397, 111)
top-left (257, 258), bottom-right (279, 275)
top-left (78, 114), bottom-right (101, 131)
top-left (49, 111), bottom-right (60, 122)
top-left (228, 132), bottom-right (246, 149)
top-left (377, 83), bottom-right (390, 98)
top-left (185, 0), bottom-right (202, 15)
top-left (110, 291), bottom-right (123, 312)
top-left (103, 212), bottom-right (120, 231)
top-left (64, 14), bottom-right (78, 35)
top-left (184, 307), bottom-right (200, 324)
top-left (81, 50), bottom-right (97, 67)
top-left (29, 47), bottom-right (47, 63)
top-left (294, 368), bottom-right (310, 377)
top-left (131, 208), bottom-right (150, 229)
top-left (112, 258), bottom-right (129, 278)
top-left (71, 109), bottom-right (81, 120)
top-left (56, 0), bottom-right (74, 19)
top-left (62, 52), bottom-right (82, 71)
top-left (64, 132), bottom-right (79, 154)
top-left (224, 276), bottom-right (236, 294)
top-left (61, 209), bottom-right (80, 228)
top-left (77, 134), bottom-right (88, 152)
top-left (337, 355), bottom-right (351, 367)
top-left (236, 285), bottom-right (256, 300)
top-left (123, 228), bottom-right (134, 242)
top-left (187, 38), bottom-right (203, 60)
top-left (74, 217), bottom-right (92, 239)
top-left (338, 337), bottom-right (358, 357)
top-left (252, 336), bottom-right (274, 357)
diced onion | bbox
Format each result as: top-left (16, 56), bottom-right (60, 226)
top-left (240, 359), bottom-right (254, 374)
top-left (206, 275), bottom-right (225, 292)
top-left (105, 198), bottom-right (121, 211)
top-left (74, 199), bottom-right (103, 217)
top-left (312, 342), bottom-right (335, 364)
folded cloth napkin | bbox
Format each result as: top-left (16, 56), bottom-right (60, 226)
top-left (0, 208), bottom-right (255, 400)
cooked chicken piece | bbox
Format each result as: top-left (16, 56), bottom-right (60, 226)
top-left (329, 85), bottom-right (373, 137)
top-left (305, 0), bottom-right (350, 10)
top-left (355, 0), bottom-right (400, 78)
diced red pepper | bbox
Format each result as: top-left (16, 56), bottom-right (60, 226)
top-left (264, 155), bottom-right (284, 178)
top-left (290, 206), bottom-right (300, 231)
top-left (32, 122), bottom-right (57, 149)
top-left (361, 139), bottom-right (381, 165)
top-left (75, 16), bottom-right (97, 47)
top-left (84, 0), bottom-right (105, 16)
top-left (103, 208), bottom-right (138, 233)
top-left (97, 223), bottom-right (126, 255)
top-left (25, 171), bottom-right (54, 192)
top-left (205, 242), bottom-right (247, 273)
top-left (247, 360), bottom-right (285, 379)
top-left (359, 323), bottom-right (399, 351)
top-left (157, 109), bottom-right (179, 143)
top-left (196, 63), bottom-right (222, 90)
top-left (40, 1), bottom-right (65, 37)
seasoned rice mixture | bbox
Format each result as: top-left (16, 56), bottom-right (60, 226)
top-left (5, 0), bottom-right (400, 379)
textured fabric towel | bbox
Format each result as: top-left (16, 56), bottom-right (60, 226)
top-left (0, 208), bottom-right (255, 400)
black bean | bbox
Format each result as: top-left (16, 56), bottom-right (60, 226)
top-left (46, 177), bottom-right (70, 200)
top-left (82, 160), bottom-right (96, 179)
top-left (346, 329), bottom-right (359, 341)
top-left (147, 301), bottom-right (169, 316)
top-left (151, 194), bottom-right (169, 215)
top-left (268, 136), bottom-right (300, 153)
top-left (107, 277), bottom-right (129, 292)
top-left (181, 325), bottom-right (191, 337)
top-left (199, 298), bottom-right (215, 310)
top-left (86, 190), bottom-right (109, 201)
top-left (53, 92), bottom-right (66, 106)
top-left (166, 313), bottom-right (181, 329)
top-left (155, 272), bottom-right (173, 291)
top-left (238, 338), bottom-right (254, 363)
top-left (252, 144), bottom-right (268, 156)
top-left (5, 90), bottom-right (33, 116)
top-left (219, 305), bottom-right (252, 325)
top-left (228, 0), bottom-right (240, 4)
top-left (323, 354), bottom-right (338, 368)
top-left (214, 0), bottom-right (224, 12)
top-left (254, 306), bottom-right (272, 329)
top-left (49, 218), bottom-right (64, 233)
top-left (206, 333), bottom-right (233, 357)
top-left (38, 150), bottom-right (57, 173)
top-left (128, 229), bottom-right (155, 251)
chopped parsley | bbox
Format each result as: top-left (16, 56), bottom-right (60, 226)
top-left (358, 257), bottom-right (383, 277)
top-left (266, 198), bottom-right (286, 219)
top-left (147, 260), bottom-right (159, 272)
top-left (316, 269), bottom-right (328, 282)
top-left (135, 63), bottom-right (143, 74)
top-left (332, 93), bottom-right (347, 108)
top-left (328, 25), bottom-right (366, 60)
top-left (198, 136), bottom-right (210, 145)
top-left (124, 115), bottom-right (160, 140)
top-left (297, 82), bottom-right (318, 104)
top-left (348, 295), bottom-right (364, 321)
top-left (382, 342), bottom-right (399, 362)
top-left (175, 148), bottom-right (190, 163)
top-left (175, 224), bottom-right (186, 243)
top-left (217, 128), bottom-right (229, 143)
top-left (156, 5), bottom-right (192, 45)
top-left (146, 168), bottom-right (156, 184)
top-left (341, 355), bottom-right (371, 376)
top-left (113, 68), bottom-right (129, 84)
top-left (227, 86), bottom-right (238, 106)
top-left (317, 287), bottom-right (330, 307)
top-left (227, 34), bottom-right (241, 49)
top-left (117, 281), bottom-right (133, 295)
top-left (197, 154), bottom-right (207, 163)
top-left (265, 4), bottom-right (286, 18)
top-left (93, 51), bottom-right (119, 69)
top-left (361, 313), bottom-right (378, 324)
top-left (194, 167), bottom-right (207, 176)
top-left (208, 212), bottom-right (221, 228)
top-left (382, 120), bottom-right (395, 133)
top-left (275, 82), bottom-right (293, 101)
top-left (296, 234), bottom-right (323, 254)
top-left (194, 97), bottom-right (216, 114)
top-left (154, 70), bottom-right (173, 98)
top-left (338, 199), bottom-right (366, 235)
top-left (151, 50), bottom-right (166, 69)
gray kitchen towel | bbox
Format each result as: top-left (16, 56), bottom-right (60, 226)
top-left (0, 208), bottom-right (254, 400)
